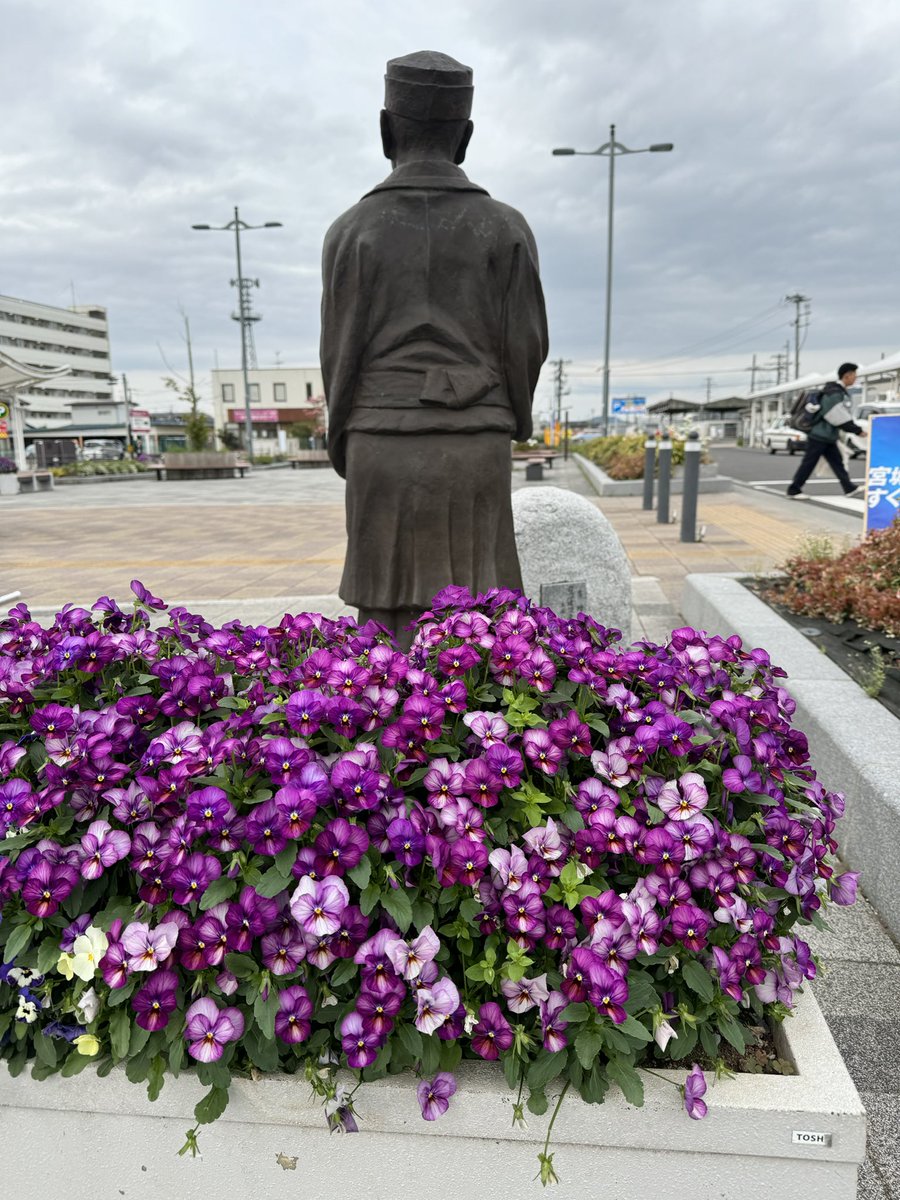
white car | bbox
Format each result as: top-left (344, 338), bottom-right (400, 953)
top-left (844, 403), bottom-right (900, 459)
top-left (761, 416), bottom-right (806, 455)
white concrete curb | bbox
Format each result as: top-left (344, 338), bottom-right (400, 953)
top-left (0, 987), bottom-right (864, 1198)
top-left (683, 572), bottom-right (900, 945)
top-left (574, 453), bottom-right (732, 497)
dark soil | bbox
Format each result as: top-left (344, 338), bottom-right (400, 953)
top-left (668, 1021), bottom-right (795, 1077)
top-left (745, 579), bottom-right (900, 720)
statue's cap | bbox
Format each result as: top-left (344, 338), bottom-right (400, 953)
top-left (384, 51), bottom-right (473, 121)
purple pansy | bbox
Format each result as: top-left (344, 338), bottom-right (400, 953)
top-left (417, 1072), bottom-right (457, 1121)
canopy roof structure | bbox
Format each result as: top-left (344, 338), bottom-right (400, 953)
top-left (0, 348), bottom-right (71, 393)
top-left (647, 397), bottom-right (700, 414)
top-left (745, 351), bottom-right (900, 403)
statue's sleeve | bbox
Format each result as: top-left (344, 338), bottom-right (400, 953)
top-left (502, 223), bottom-right (549, 442)
top-left (320, 214), bottom-right (367, 478)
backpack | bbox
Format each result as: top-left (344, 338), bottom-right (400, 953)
top-left (788, 389), bottom-right (824, 433)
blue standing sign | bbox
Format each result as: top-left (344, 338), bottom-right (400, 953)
top-left (864, 414), bottom-right (900, 533)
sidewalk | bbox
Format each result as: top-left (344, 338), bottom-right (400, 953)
top-left (2, 459), bottom-right (896, 1196)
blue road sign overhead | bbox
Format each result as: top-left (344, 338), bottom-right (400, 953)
top-left (864, 414), bottom-right (900, 533)
top-left (611, 399), bottom-right (626, 413)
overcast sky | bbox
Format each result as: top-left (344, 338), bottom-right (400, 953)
top-left (3, 0), bottom-right (899, 419)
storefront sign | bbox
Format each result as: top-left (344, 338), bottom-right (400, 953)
top-left (129, 408), bottom-right (151, 434)
top-left (230, 408), bottom-right (280, 423)
top-left (864, 414), bottom-right (900, 533)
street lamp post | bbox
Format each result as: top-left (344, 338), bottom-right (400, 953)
top-left (553, 127), bottom-right (673, 436)
top-left (192, 207), bottom-right (282, 462)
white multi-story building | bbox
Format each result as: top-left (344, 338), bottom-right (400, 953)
top-left (0, 294), bottom-right (114, 431)
top-left (211, 366), bottom-right (325, 453)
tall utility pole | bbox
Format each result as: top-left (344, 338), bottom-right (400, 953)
top-left (705, 376), bottom-right (713, 403)
top-left (784, 293), bottom-right (810, 379)
top-left (745, 353), bottom-right (758, 394)
top-left (551, 358), bottom-right (570, 445)
top-left (191, 207), bottom-right (283, 461)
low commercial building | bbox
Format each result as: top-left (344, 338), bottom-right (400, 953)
top-left (211, 367), bottom-right (325, 454)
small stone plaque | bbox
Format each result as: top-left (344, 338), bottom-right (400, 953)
top-left (792, 1130), bottom-right (832, 1147)
top-left (540, 580), bottom-right (588, 619)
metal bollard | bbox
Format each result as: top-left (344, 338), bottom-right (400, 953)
top-left (642, 438), bottom-right (656, 510)
top-left (680, 431), bottom-right (702, 542)
top-left (657, 438), bottom-right (672, 524)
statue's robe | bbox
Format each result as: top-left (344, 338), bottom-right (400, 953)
top-left (320, 159), bottom-right (548, 616)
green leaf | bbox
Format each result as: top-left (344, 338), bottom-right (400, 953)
top-left (526, 1049), bottom-right (567, 1091)
top-left (397, 1023), bottom-right (423, 1061)
top-left (411, 899), bottom-right (435, 931)
top-left (329, 959), bottom-right (358, 988)
top-left (360, 882), bottom-right (381, 916)
top-left (606, 1056), bottom-right (644, 1107)
top-left (420, 1035), bottom-right (440, 1076)
top-left (681, 960), bottom-right (715, 1002)
top-left (668, 1023), bottom-right (698, 1060)
top-left (199, 876), bottom-right (237, 911)
top-left (439, 1040), bottom-right (462, 1073)
top-left (109, 1008), bottom-right (131, 1061)
top-left (147, 1055), bottom-right (166, 1102)
top-left (274, 844), bottom-right (298, 875)
top-left (527, 1087), bottom-right (549, 1115)
top-left (699, 1023), bottom-right (720, 1059)
top-left (561, 1002), bottom-right (590, 1024)
top-left (718, 1017), bottom-right (748, 1053)
top-left (380, 887), bottom-right (413, 933)
top-left (618, 1015), bottom-right (653, 1044)
top-left (502, 1049), bottom-right (520, 1089)
top-left (194, 1084), bottom-right (230, 1125)
top-left (2, 922), bottom-right (33, 963)
top-left (622, 970), bottom-right (658, 1016)
top-left (224, 953), bottom-right (258, 980)
top-left (36, 938), bottom-right (63, 976)
top-left (60, 1051), bottom-right (92, 1078)
top-left (254, 990), bottom-right (278, 1040)
top-left (254, 866), bottom-right (291, 899)
top-left (347, 858), bottom-right (371, 890)
top-left (33, 1032), bottom-right (58, 1068)
top-left (129, 1022), bottom-right (152, 1058)
top-left (168, 1034), bottom-right (185, 1078)
top-left (243, 1028), bottom-right (280, 1073)
top-left (582, 1062), bottom-right (610, 1105)
top-left (574, 1029), bottom-right (604, 1071)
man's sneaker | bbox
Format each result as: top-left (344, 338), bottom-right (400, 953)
top-left (845, 485), bottom-right (863, 498)
top-left (787, 491), bottom-right (808, 500)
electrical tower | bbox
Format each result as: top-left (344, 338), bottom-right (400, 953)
top-left (232, 277), bottom-right (261, 370)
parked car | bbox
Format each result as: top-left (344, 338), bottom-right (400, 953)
top-left (81, 439), bottom-right (125, 461)
top-left (844, 403), bottom-right (900, 459)
top-left (761, 416), bottom-right (806, 455)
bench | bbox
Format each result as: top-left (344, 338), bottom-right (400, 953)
top-left (156, 452), bottom-right (250, 481)
top-left (512, 451), bottom-right (556, 470)
top-left (16, 470), bottom-right (55, 492)
top-left (288, 450), bottom-right (330, 468)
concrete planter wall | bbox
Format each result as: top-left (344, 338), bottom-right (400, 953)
top-left (574, 454), bottom-right (732, 497)
top-left (0, 987), bottom-right (863, 1200)
top-left (0, 474), bottom-right (20, 495)
top-left (683, 573), bottom-right (900, 946)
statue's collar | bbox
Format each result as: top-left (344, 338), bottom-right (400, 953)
top-left (363, 160), bottom-right (490, 197)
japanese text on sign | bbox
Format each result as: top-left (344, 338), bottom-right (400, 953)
top-left (864, 415), bottom-right (900, 533)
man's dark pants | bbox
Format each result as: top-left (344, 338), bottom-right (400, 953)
top-left (787, 437), bottom-right (855, 495)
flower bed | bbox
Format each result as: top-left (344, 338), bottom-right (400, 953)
top-left (578, 434), bottom-right (710, 480)
top-left (756, 523), bottom-right (900, 718)
top-left (0, 583), bottom-right (857, 1183)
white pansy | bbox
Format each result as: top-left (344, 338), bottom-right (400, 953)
top-left (76, 986), bottom-right (100, 1024)
top-left (70, 926), bottom-right (109, 982)
top-left (15, 995), bottom-right (38, 1024)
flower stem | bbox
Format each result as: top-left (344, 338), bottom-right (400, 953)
top-left (541, 1079), bottom-right (570, 1160)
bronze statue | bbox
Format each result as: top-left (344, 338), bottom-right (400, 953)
top-left (320, 50), bottom-right (549, 647)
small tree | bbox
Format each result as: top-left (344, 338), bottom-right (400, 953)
top-left (164, 377), bottom-right (209, 451)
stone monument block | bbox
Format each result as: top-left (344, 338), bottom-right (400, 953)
top-left (512, 487), bottom-right (632, 642)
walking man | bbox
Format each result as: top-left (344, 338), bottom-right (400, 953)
top-left (787, 362), bottom-right (866, 498)
top-left (320, 50), bottom-right (548, 646)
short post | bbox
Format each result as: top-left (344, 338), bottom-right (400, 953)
top-left (563, 413), bottom-right (570, 461)
top-left (642, 437), bottom-right (656, 510)
top-left (680, 431), bottom-right (701, 542)
top-left (657, 437), bottom-right (672, 524)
